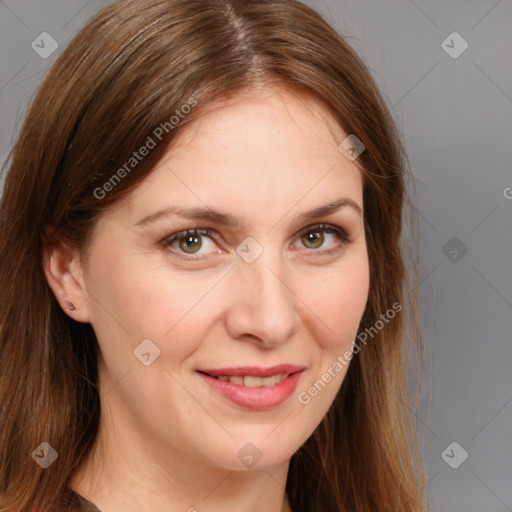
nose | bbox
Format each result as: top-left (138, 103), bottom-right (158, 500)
top-left (224, 247), bottom-right (300, 348)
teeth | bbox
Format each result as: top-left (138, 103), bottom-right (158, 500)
top-left (260, 376), bottom-right (276, 386)
top-left (213, 373), bottom-right (289, 386)
top-left (244, 375), bottom-right (266, 387)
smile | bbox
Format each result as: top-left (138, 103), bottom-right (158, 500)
top-left (207, 373), bottom-right (290, 386)
top-left (197, 365), bottom-right (305, 410)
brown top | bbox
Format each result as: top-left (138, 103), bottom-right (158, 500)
top-left (62, 487), bottom-right (295, 511)
top-left (62, 487), bottom-right (102, 512)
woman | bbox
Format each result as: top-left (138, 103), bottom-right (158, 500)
top-left (0, 0), bottom-right (427, 510)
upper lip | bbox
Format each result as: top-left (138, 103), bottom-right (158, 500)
top-left (197, 364), bottom-right (306, 378)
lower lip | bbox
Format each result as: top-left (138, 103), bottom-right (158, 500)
top-left (197, 371), bottom-right (303, 410)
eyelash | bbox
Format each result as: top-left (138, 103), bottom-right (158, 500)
top-left (160, 223), bottom-right (352, 261)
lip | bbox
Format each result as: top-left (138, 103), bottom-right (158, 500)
top-left (197, 365), bottom-right (305, 410)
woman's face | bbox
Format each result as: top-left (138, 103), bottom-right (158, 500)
top-left (78, 88), bottom-right (369, 471)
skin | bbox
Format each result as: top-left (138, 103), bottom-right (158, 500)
top-left (43, 86), bottom-right (370, 512)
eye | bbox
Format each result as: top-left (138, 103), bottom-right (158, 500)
top-left (161, 223), bottom-right (351, 261)
top-left (161, 228), bottom-right (220, 260)
top-left (293, 223), bottom-right (351, 256)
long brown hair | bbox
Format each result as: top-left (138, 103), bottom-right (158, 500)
top-left (0, 0), bottom-right (427, 510)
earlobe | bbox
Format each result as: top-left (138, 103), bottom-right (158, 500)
top-left (42, 238), bottom-right (91, 323)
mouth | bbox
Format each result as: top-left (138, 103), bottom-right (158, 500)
top-left (196, 365), bottom-right (305, 410)
top-left (198, 371), bottom-right (293, 387)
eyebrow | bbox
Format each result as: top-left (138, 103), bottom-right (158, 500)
top-left (133, 197), bottom-right (363, 229)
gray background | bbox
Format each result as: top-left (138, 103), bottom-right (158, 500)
top-left (1, 1), bottom-right (511, 511)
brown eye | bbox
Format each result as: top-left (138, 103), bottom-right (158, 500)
top-left (301, 231), bottom-right (324, 249)
top-left (178, 234), bottom-right (202, 254)
top-left (295, 224), bottom-right (351, 255)
top-left (162, 228), bottom-right (219, 260)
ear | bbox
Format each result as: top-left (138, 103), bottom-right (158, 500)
top-left (42, 237), bottom-right (92, 323)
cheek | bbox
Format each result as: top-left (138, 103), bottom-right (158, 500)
top-left (292, 258), bottom-right (369, 418)
top-left (85, 247), bottom-right (225, 364)
top-left (297, 256), bottom-right (370, 351)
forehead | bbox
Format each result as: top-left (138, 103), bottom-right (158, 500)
top-left (116, 88), bottom-right (364, 225)
top-left (171, 86), bottom-right (346, 158)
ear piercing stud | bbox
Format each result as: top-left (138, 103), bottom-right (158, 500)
top-left (65, 301), bottom-right (76, 311)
